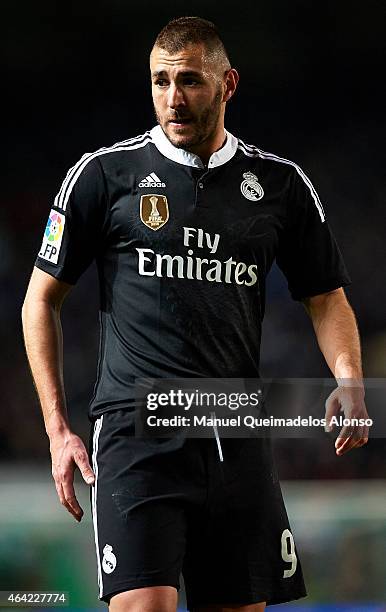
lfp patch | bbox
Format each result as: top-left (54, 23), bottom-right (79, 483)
top-left (39, 209), bottom-right (65, 264)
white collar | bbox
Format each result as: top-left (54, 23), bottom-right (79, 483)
top-left (150, 124), bottom-right (238, 169)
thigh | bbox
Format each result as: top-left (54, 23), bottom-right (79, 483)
top-left (89, 412), bottom-right (194, 604)
top-left (183, 438), bottom-right (307, 609)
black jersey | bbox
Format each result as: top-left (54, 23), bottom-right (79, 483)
top-left (35, 126), bottom-right (350, 417)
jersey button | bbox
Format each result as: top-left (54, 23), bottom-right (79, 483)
top-left (198, 182), bottom-right (204, 189)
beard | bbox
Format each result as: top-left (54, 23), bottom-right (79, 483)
top-left (154, 87), bottom-right (223, 151)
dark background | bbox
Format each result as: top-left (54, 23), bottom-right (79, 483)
top-left (2, 0), bottom-right (385, 475)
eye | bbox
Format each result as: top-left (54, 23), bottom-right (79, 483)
top-left (183, 78), bottom-right (199, 86)
top-left (154, 79), bottom-right (168, 88)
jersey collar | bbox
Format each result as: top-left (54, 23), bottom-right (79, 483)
top-left (150, 125), bottom-right (238, 169)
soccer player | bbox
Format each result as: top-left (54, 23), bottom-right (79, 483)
top-left (22, 16), bottom-right (369, 612)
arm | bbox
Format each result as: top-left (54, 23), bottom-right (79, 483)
top-left (22, 267), bottom-right (95, 521)
top-left (303, 287), bottom-right (369, 455)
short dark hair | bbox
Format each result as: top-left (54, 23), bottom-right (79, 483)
top-left (153, 16), bottom-right (230, 68)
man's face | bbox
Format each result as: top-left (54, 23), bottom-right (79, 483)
top-left (150, 43), bottom-right (225, 151)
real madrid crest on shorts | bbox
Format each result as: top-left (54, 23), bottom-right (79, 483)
top-left (240, 171), bottom-right (264, 202)
top-left (140, 194), bottom-right (169, 231)
top-left (102, 544), bottom-right (117, 574)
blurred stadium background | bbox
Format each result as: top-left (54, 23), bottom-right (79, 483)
top-left (2, 0), bottom-right (385, 609)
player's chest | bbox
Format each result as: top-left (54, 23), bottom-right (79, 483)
top-left (105, 164), bottom-right (287, 261)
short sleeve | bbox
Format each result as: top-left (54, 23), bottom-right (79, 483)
top-left (276, 166), bottom-right (351, 300)
top-left (35, 156), bottom-right (108, 284)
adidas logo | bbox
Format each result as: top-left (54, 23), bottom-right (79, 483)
top-left (139, 173), bottom-right (166, 188)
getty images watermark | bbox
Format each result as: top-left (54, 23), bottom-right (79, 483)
top-left (134, 378), bottom-right (384, 439)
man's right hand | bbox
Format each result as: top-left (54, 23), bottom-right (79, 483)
top-left (50, 430), bottom-right (95, 522)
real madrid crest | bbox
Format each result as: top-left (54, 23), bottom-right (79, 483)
top-left (140, 194), bottom-right (169, 231)
top-left (240, 171), bottom-right (264, 202)
top-left (102, 544), bottom-right (117, 574)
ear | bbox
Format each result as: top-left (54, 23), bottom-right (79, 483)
top-left (223, 68), bottom-right (239, 102)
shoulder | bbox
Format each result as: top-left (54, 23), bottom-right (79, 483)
top-left (238, 138), bottom-right (325, 221)
top-left (237, 137), bottom-right (304, 177)
top-left (61, 131), bottom-right (152, 178)
top-left (75, 131), bottom-right (153, 172)
top-left (236, 137), bottom-right (325, 222)
top-left (71, 130), bottom-right (152, 176)
top-left (54, 132), bottom-right (152, 210)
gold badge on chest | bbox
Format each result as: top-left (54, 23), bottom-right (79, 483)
top-left (140, 194), bottom-right (169, 231)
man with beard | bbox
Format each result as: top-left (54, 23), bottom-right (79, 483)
top-left (22, 16), bottom-right (368, 612)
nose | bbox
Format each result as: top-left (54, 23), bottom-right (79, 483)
top-left (167, 83), bottom-right (185, 109)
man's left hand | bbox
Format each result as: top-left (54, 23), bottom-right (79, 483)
top-left (324, 385), bottom-right (369, 455)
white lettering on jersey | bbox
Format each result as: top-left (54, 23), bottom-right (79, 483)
top-left (138, 172), bottom-right (166, 188)
top-left (136, 227), bottom-right (258, 287)
top-left (136, 247), bottom-right (258, 286)
top-left (183, 227), bottom-right (220, 254)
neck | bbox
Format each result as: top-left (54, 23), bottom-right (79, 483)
top-left (186, 127), bottom-right (227, 165)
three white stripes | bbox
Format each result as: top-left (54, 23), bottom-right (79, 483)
top-left (91, 415), bottom-right (104, 598)
top-left (54, 133), bottom-right (151, 211)
top-left (145, 172), bottom-right (162, 183)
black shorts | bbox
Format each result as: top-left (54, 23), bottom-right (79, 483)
top-left (89, 409), bottom-right (307, 609)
